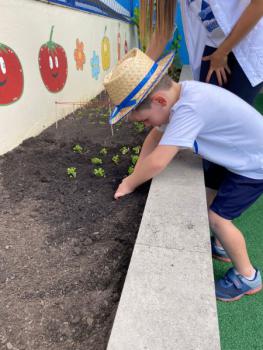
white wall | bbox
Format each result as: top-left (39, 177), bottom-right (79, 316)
top-left (0, 0), bottom-right (138, 155)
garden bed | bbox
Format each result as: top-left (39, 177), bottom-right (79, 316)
top-left (0, 92), bottom-right (150, 350)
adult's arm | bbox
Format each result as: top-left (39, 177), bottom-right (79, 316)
top-left (204, 0), bottom-right (263, 85)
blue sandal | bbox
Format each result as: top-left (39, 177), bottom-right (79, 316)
top-left (215, 267), bottom-right (262, 302)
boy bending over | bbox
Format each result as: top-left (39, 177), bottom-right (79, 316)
top-left (104, 48), bottom-right (263, 302)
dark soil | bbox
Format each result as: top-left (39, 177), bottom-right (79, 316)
top-left (0, 92), bottom-right (150, 350)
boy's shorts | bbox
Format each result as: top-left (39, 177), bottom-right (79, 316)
top-left (203, 160), bottom-right (263, 220)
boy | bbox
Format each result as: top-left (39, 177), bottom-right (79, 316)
top-left (104, 48), bottom-right (263, 302)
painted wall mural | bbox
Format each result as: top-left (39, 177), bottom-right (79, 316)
top-left (38, 26), bottom-right (68, 93)
top-left (90, 50), bottom-right (100, 80)
top-left (117, 23), bottom-right (121, 61)
top-left (101, 26), bottom-right (111, 71)
top-left (74, 39), bottom-right (86, 71)
top-left (0, 24), bottom-right (129, 106)
top-left (0, 43), bottom-right (24, 105)
top-left (124, 33), bottom-right (128, 54)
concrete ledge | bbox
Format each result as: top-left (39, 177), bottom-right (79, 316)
top-left (107, 66), bottom-right (221, 350)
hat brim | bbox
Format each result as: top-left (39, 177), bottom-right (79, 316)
top-left (109, 51), bottom-right (175, 125)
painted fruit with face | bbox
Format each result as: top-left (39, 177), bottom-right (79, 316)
top-left (101, 26), bottom-right (111, 71)
top-left (39, 26), bottom-right (68, 92)
top-left (0, 43), bottom-right (24, 105)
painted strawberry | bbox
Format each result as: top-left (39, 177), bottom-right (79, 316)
top-left (39, 26), bottom-right (68, 92)
top-left (0, 43), bottom-right (24, 105)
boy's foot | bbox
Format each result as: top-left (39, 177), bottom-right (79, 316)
top-left (211, 236), bottom-right (231, 263)
top-left (216, 268), bottom-right (262, 302)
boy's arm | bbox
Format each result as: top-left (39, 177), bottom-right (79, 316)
top-left (134, 127), bottom-right (164, 169)
top-left (114, 144), bottom-right (179, 199)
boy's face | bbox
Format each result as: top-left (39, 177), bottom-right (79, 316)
top-left (129, 97), bottom-right (170, 127)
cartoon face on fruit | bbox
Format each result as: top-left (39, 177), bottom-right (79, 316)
top-left (39, 26), bottom-right (68, 93)
top-left (101, 26), bottom-right (111, 71)
top-left (0, 43), bottom-right (24, 105)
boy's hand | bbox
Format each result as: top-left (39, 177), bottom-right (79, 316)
top-left (114, 176), bottom-right (135, 199)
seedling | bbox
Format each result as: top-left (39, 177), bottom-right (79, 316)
top-left (67, 167), bottom-right (77, 178)
top-left (112, 154), bottom-right (120, 165)
top-left (134, 121), bottom-right (145, 133)
top-left (99, 147), bottom-right (108, 156)
top-left (120, 146), bottom-right (129, 155)
top-left (131, 154), bottom-right (139, 166)
top-left (72, 144), bottom-right (83, 153)
top-left (132, 146), bottom-right (141, 155)
top-left (76, 110), bottom-right (83, 117)
top-left (128, 165), bottom-right (134, 175)
top-left (91, 157), bottom-right (103, 165)
top-left (93, 167), bottom-right (105, 177)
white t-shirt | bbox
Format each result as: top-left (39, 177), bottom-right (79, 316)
top-left (187, 0), bottom-right (225, 47)
top-left (159, 81), bottom-right (263, 179)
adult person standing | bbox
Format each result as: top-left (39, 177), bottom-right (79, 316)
top-left (139, 0), bottom-right (263, 265)
top-left (141, 0), bottom-right (263, 103)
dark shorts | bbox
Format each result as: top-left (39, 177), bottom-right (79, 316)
top-left (200, 46), bottom-right (263, 220)
top-left (204, 161), bottom-right (263, 220)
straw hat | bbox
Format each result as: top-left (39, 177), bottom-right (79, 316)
top-left (104, 48), bottom-right (175, 124)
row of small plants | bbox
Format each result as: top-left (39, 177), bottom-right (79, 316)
top-left (67, 143), bottom-right (141, 179)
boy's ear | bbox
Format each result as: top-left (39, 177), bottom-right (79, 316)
top-left (151, 93), bottom-right (167, 107)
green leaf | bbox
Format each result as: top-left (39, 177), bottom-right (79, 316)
top-left (73, 144), bottom-right (83, 153)
top-left (112, 154), bottom-right (120, 165)
top-left (120, 146), bottom-right (130, 155)
top-left (67, 167), bottom-right (77, 178)
top-left (93, 167), bottom-right (105, 177)
top-left (91, 157), bottom-right (103, 165)
top-left (99, 148), bottom-right (108, 156)
top-left (131, 155), bottom-right (139, 165)
top-left (128, 165), bottom-right (134, 175)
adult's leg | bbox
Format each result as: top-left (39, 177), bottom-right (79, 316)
top-left (225, 52), bottom-right (263, 105)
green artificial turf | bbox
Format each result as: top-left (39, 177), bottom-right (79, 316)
top-left (254, 93), bottom-right (263, 115)
top-left (215, 94), bottom-right (263, 350)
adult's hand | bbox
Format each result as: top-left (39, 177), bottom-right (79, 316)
top-left (202, 50), bottom-right (231, 86)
